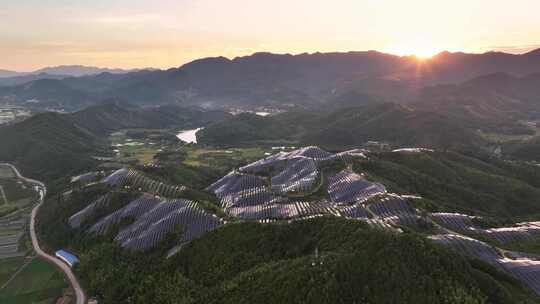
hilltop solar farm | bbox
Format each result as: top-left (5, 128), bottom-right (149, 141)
top-left (55, 146), bottom-right (540, 296)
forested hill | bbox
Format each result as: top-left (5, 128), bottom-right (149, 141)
top-left (0, 102), bottom-right (231, 181)
top-left (0, 112), bottom-right (100, 180)
top-left (197, 103), bottom-right (488, 152)
top-left (73, 217), bottom-right (539, 303)
top-left (415, 73), bottom-right (540, 125)
top-left (71, 100), bottom-right (232, 135)
top-left (199, 71), bottom-right (540, 154)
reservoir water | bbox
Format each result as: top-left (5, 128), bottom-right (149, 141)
top-left (176, 128), bottom-right (203, 143)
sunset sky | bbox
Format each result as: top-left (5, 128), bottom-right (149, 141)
top-left (2, 0), bottom-right (540, 71)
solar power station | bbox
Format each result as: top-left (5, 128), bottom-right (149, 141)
top-left (65, 146), bottom-right (540, 295)
top-left (102, 168), bottom-right (187, 197)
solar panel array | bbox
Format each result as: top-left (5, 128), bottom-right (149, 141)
top-left (499, 257), bottom-right (540, 295)
top-left (207, 172), bottom-right (287, 218)
top-left (88, 194), bottom-right (161, 234)
top-left (208, 176), bottom-right (404, 224)
top-left (271, 157), bottom-right (318, 194)
top-left (431, 213), bottom-right (540, 244)
top-left (101, 168), bottom-right (130, 186)
top-left (429, 234), bottom-right (502, 263)
top-left (66, 147), bottom-right (540, 295)
top-left (430, 213), bottom-right (477, 232)
top-left (239, 152), bottom-right (289, 173)
top-left (208, 147), bottom-right (394, 223)
top-left (430, 233), bottom-right (540, 296)
top-left (114, 198), bottom-right (223, 251)
top-left (328, 170), bottom-right (386, 205)
top-left (228, 202), bottom-right (300, 220)
top-left (482, 223), bottom-right (540, 243)
top-left (284, 146), bottom-right (333, 161)
top-left (362, 194), bottom-right (424, 228)
top-left (101, 168), bottom-right (186, 197)
top-left (68, 194), bottom-right (112, 229)
top-left (71, 171), bottom-right (100, 184)
top-left (368, 195), bottom-right (415, 217)
top-left (239, 146), bottom-right (367, 173)
top-left (69, 193), bottom-right (224, 252)
top-left (336, 202), bottom-right (371, 219)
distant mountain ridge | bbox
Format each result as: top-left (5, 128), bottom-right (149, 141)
top-left (2, 49), bottom-right (540, 111)
top-left (33, 65), bottom-right (152, 77)
top-left (0, 65), bottom-right (150, 78)
top-left (0, 65), bottom-right (155, 87)
top-left (0, 69), bottom-right (22, 78)
top-left (414, 72), bottom-right (540, 129)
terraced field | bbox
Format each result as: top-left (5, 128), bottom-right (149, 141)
top-left (0, 165), bottom-right (38, 259)
top-left (0, 164), bottom-right (68, 303)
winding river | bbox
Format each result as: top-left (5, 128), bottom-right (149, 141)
top-left (176, 128), bottom-right (203, 144)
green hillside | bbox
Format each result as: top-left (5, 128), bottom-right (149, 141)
top-left (0, 102), bottom-right (232, 182)
top-left (72, 101), bottom-right (232, 135)
top-left (353, 151), bottom-right (540, 217)
top-left (33, 145), bottom-right (540, 303)
top-left (198, 103), bottom-right (487, 152)
top-left (0, 112), bottom-right (101, 181)
top-left (74, 217), bottom-right (538, 304)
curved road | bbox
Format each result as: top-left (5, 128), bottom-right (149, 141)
top-left (1, 163), bottom-right (86, 304)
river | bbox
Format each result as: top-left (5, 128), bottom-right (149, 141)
top-left (176, 127), bottom-right (203, 143)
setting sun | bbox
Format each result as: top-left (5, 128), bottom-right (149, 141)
top-left (385, 39), bottom-right (446, 59)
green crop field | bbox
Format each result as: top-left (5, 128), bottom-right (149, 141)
top-left (0, 257), bottom-right (25, 287)
top-left (182, 147), bottom-right (267, 169)
top-left (0, 167), bottom-right (52, 303)
top-left (0, 166), bottom-right (15, 179)
top-left (0, 179), bottom-right (37, 205)
top-left (0, 258), bottom-right (68, 304)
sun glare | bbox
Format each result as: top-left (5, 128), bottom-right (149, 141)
top-left (386, 40), bottom-right (444, 59)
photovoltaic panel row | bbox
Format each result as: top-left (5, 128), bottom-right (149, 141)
top-left (101, 168), bottom-right (186, 197)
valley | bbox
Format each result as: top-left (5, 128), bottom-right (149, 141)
top-left (3, 49), bottom-right (540, 303)
top-left (6, 1), bottom-right (540, 302)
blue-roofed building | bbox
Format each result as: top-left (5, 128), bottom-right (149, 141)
top-left (55, 249), bottom-right (79, 267)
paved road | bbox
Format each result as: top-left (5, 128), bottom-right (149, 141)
top-left (1, 163), bottom-right (86, 304)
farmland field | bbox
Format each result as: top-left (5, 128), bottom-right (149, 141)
top-left (0, 258), bottom-right (68, 304)
top-left (0, 257), bottom-right (25, 287)
top-left (181, 147), bottom-right (267, 169)
top-left (108, 129), bottom-right (179, 166)
top-left (0, 164), bottom-right (68, 304)
top-left (0, 165), bottom-right (15, 179)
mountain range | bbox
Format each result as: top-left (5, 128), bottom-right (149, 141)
top-left (0, 65), bottom-right (153, 87)
top-left (198, 69), bottom-right (540, 153)
top-left (2, 49), bottom-right (540, 111)
top-left (4, 49), bottom-right (540, 303)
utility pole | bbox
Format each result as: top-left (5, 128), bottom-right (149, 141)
top-left (0, 186), bottom-right (8, 205)
top-left (312, 247), bottom-right (321, 266)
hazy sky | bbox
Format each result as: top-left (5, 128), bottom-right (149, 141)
top-left (2, 0), bottom-right (540, 71)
